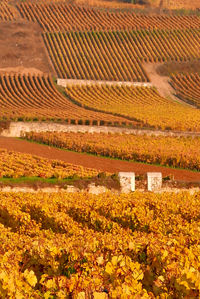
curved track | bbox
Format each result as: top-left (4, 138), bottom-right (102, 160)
top-left (1, 137), bottom-right (200, 183)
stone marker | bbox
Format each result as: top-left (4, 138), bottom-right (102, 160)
top-left (118, 172), bottom-right (135, 193)
top-left (147, 172), bottom-right (162, 191)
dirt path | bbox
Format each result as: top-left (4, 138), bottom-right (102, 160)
top-left (1, 137), bottom-right (200, 183)
top-left (0, 67), bottom-right (44, 75)
top-left (143, 63), bottom-right (195, 107)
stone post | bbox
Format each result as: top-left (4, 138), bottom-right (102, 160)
top-left (118, 172), bottom-right (135, 193)
top-left (147, 172), bottom-right (162, 191)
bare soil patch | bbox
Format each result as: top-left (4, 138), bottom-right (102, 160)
top-left (0, 21), bottom-right (54, 75)
top-left (1, 137), bottom-right (200, 183)
top-left (156, 60), bottom-right (200, 77)
top-left (143, 62), bottom-right (195, 107)
top-left (162, 0), bottom-right (200, 10)
top-left (0, 66), bottom-right (44, 75)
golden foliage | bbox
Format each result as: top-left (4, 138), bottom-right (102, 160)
top-left (0, 148), bottom-right (99, 179)
top-left (171, 73), bottom-right (200, 107)
top-left (0, 74), bottom-right (129, 126)
top-left (25, 131), bottom-right (200, 171)
top-left (64, 84), bottom-right (200, 131)
top-left (43, 29), bottom-right (200, 82)
top-left (0, 2), bottom-right (16, 20)
top-left (1, 191), bottom-right (200, 297)
top-left (17, 3), bottom-right (200, 31)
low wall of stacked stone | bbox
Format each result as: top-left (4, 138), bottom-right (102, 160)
top-left (57, 78), bottom-right (152, 88)
top-left (1, 122), bottom-right (200, 138)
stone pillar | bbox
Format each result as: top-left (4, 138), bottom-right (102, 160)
top-left (147, 172), bottom-right (162, 191)
top-left (118, 172), bottom-right (135, 193)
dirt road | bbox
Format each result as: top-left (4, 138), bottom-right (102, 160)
top-left (1, 137), bottom-right (200, 183)
top-left (143, 63), bottom-right (195, 107)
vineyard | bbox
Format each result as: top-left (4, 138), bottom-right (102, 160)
top-left (0, 73), bottom-right (134, 126)
top-left (0, 2), bottom-right (16, 21)
top-left (171, 73), bottom-right (200, 107)
top-left (1, 191), bottom-right (200, 297)
top-left (64, 83), bottom-right (200, 131)
top-left (1, 72), bottom-right (200, 130)
top-left (1, 1), bottom-right (200, 297)
top-left (0, 148), bottom-right (99, 179)
top-left (43, 30), bottom-right (200, 81)
top-left (25, 131), bottom-right (200, 171)
top-left (17, 2), bottom-right (200, 31)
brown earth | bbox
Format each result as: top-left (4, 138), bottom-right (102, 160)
top-left (156, 60), bottom-right (200, 76)
top-left (74, 0), bottom-right (200, 11)
top-left (161, 0), bottom-right (200, 10)
top-left (143, 62), bottom-right (195, 107)
top-left (143, 63), bottom-right (177, 100)
top-left (1, 136), bottom-right (200, 183)
top-left (73, 0), bottom-right (146, 11)
top-left (0, 21), bottom-right (54, 75)
top-left (9, 0), bottom-right (199, 12)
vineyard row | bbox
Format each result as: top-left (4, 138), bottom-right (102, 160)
top-left (0, 148), bottom-right (99, 179)
top-left (63, 83), bottom-right (200, 131)
top-left (171, 73), bottom-right (200, 107)
top-left (43, 30), bottom-right (200, 81)
top-left (0, 73), bottom-right (135, 126)
top-left (0, 2), bottom-right (15, 21)
top-left (24, 131), bottom-right (200, 171)
top-left (17, 2), bottom-right (200, 31)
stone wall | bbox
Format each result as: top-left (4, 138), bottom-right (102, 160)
top-left (1, 121), bottom-right (200, 138)
top-left (147, 172), bottom-right (162, 191)
top-left (1, 185), bottom-right (199, 194)
top-left (0, 184), bottom-right (118, 194)
top-left (57, 78), bottom-right (152, 88)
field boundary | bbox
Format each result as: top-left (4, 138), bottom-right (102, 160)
top-left (57, 78), bottom-right (152, 87)
top-left (1, 121), bottom-right (200, 138)
top-left (1, 136), bottom-right (200, 183)
top-left (1, 185), bottom-right (200, 194)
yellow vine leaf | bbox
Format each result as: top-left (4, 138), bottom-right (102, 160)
top-left (77, 292), bottom-right (86, 299)
top-left (93, 292), bottom-right (108, 299)
top-left (105, 262), bottom-right (114, 275)
top-left (23, 269), bottom-right (37, 287)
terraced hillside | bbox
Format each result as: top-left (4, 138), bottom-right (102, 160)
top-left (0, 73), bottom-right (136, 126)
top-left (43, 30), bottom-right (200, 81)
top-left (18, 3), bottom-right (200, 31)
top-left (0, 1), bottom-right (199, 131)
top-left (1, 72), bottom-right (200, 130)
top-left (65, 83), bottom-right (200, 131)
top-left (1, 3), bottom-right (200, 298)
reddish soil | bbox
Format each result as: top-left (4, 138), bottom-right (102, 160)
top-left (1, 137), bottom-right (200, 183)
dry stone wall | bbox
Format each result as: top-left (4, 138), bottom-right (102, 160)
top-left (1, 122), bottom-right (200, 138)
top-left (118, 172), bottom-right (135, 193)
top-left (1, 185), bottom-right (199, 194)
top-left (147, 172), bottom-right (162, 191)
top-left (57, 79), bottom-right (152, 88)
